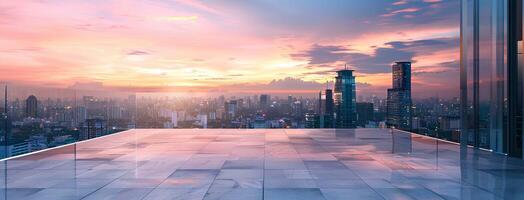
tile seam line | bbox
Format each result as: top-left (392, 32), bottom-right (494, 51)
top-left (199, 134), bottom-right (225, 200)
top-left (283, 129), bottom-right (330, 200)
top-left (140, 135), bottom-right (204, 200)
top-left (334, 132), bottom-right (387, 200)
top-left (78, 169), bottom-right (130, 200)
top-left (262, 130), bottom-right (267, 200)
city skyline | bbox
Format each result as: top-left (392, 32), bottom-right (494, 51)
top-left (0, 63), bottom-right (452, 148)
top-left (0, 1), bottom-right (523, 199)
top-left (0, 0), bottom-right (460, 98)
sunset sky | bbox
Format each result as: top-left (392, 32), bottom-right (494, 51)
top-left (0, 0), bottom-right (459, 98)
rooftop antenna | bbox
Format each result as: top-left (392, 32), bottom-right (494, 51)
top-left (345, 64), bottom-right (347, 70)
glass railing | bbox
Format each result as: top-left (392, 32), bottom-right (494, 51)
top-left (0, 86), bottom-right (134, 160)
top-left (0, 85), bottom-right (471, 161)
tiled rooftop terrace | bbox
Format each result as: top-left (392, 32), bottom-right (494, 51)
top-left (1, 128), bottom-right (523, 200)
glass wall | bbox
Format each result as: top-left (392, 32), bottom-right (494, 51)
top-left (519, 0), bottom-right (524, 157)
top-left (461, 0), bottom-right (524, 157)
top-left (460, 0), bottom-right (508, 152)
top-left (0, 86), bottom-right (133, 160)
top-left (508, 0), bottom-right (523, 157)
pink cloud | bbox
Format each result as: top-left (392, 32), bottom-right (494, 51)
top-left (393, 0), bottom-right (409, 6)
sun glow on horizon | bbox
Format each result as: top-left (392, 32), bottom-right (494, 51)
top-left (0, 0), bottom-right (460, 98)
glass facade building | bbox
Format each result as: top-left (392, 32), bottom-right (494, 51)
top-left (334, 69), bottom-right (357, 128)
top-left (460, 0), bottom-right (523, 157)
top-left (386, 62), bottom-right (412, 130)
top-left (324, 89), bottom-right (335, 128)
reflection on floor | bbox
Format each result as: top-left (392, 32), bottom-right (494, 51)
top-left (0, 128), bottom-right (523, 200)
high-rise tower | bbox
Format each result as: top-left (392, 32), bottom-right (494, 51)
top-left (259, 94), bottom-right (270, 110)
top-left (386, 62), bottom-right (412, 130)
top-left (3, 85), bottom-right (6, 115)
top-left (324, 88), bottom-right (334, 128)
top-left (1, 85), bottom-right (11, 145)
top-left (25, 95), bottom-right (38, 118)
top-left (334, 66), bottom-right (357, 128)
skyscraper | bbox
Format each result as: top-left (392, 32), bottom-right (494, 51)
top-left (25, 95), bottom-right (38, 118)
top-left (324, 89), bottom-right (335, 128)
top-left (80, 118), bottom-right (106, 140)
top-left (356, 102), bottom-right (374, 127)
top-left (74, 106), bottom-right (87, 126)
top-left (259, 94), bottom-right (270, 110)
top-left (225, 100), bottom-right (238, 119)
top-left (1, 85), bottom-right (11, 144)
top-left (317, 91), bottom-right (324, 128)
top-left (386, 62), bottom-right (412, 130)
top-left (3, 85), bottom-right (6, 115)
top-left (393, 62), bottom-right (411, 91)
top-left (334, 67), bottom-right (356, 128)
top-left (305, 112), bottom-right (319, 128)
top-left (127, 94), bottom-right (137, 124)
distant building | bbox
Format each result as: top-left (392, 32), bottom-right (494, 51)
top-left (83, 96), bottom-right (95, 107)
top-left (261, 95), bottom-right (270, 108)
top-left (74, 106), bottom-right (87, 126)
top-left (324, 89), bottom-right (335, 128)
top-left (0, 142), bottom-right (32, 158)
top-left (127, 94), bottom-right (137, 123)
top-left (305, 112), bottom-right (319, 128)
top-left (25, 95), bottom-right (38, 118)
top-left (252, 115), bottom-right (267, 128)
top-left (392, 62), bottom-right (411, 90)
top-left (259, 94), bottom-right (270, 110)
top-left (0, 113), bottom-right (11, 142)
top-left (439, 116), bottom-right (460, 131)
top-left (1, 86), bottom-right (12, 143)
top-left (386, 89), bottom-right (410, 128)
top-left (356, 102), bottom-right (374, 127)
top-left (197, 114), bottom-right (208, 128)
top-left (163, 121), bottom-right (175, 128)
top-left (162, 110), bottom-right (178, 128)
top-left (292, 101), bottom-right (303, 119)
top-left (334, 68), bottom-right (357, 128)
top-left (108, 103), bottom-right (123, 120)
top-left (225, 100), bottom-right (238, 119)
top-left (412, 117), bottom-right (421, 130)
top-left (80, 118), bottom-right (107, 140)
top-left (171, 112), bottom-right (178, 128)
top-left (386, 62), bottom-right (412, 130)
top-left (318, 89), bottom-right (334, 128)
top-left (208, 111), bottom-right (217, 120)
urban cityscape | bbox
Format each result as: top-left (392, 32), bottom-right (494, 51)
top-left (0, 61), bottom-right (463, 157)
top-left (0, 0), bottom-right (522, 199)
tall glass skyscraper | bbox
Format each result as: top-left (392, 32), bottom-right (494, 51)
top-left (334, 69), bottom-right (356, 128)
top-left (387, 62), bottom-right (412, 130)
top-left (461, 0), bottom-right (523, 157)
